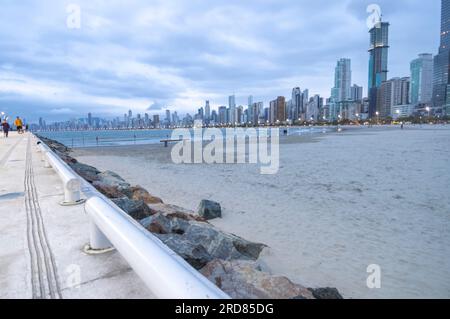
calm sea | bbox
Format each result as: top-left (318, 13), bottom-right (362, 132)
top-left (38, 127), bottom-right (335, 148)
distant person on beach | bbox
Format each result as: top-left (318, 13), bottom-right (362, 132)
top-left (2, 120), bottom-right (10, 138)
top-left (14, 116), bottom-right (23, 134)
top-left (401, 122), bottom-right (404, 130)
top-left (25, 124), bottom-right (29, 132)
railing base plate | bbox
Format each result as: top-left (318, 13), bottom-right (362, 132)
top-left (83, 244), bottom-right (115, 255)
top-left (60, 199), bottom-right (86, 206)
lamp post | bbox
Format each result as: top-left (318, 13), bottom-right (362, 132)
top-left (425, 106), bottom-right (431, 122)
top-left (375, 111), bottom-right (379, 125)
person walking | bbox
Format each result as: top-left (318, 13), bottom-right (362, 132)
top-left (14, 116), bottom-right (23, 134)
top-left (2, 120), bottom-right (10, 138)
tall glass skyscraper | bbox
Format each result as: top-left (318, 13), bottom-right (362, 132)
top-left (410, 53), bottom-right (434, 106)
top-left (368, 21), bottom-right (390, 117)
top-left (432, 0), bottom-right (450, 114)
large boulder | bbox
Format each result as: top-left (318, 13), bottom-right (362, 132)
top-left (111, 197), bottom-right (153, 220)
top-left (307, 288), bottom-right (343, 299)
top-left (97, 171), bottom-right (131, 189)
top-left (69, 162), bottom-right (101, 183)
top-left (130, 186), bottom-right (163, 204)
top-left (200, 259), bottom-right (315, 299)
top-left (197, 200), bottom-right (222, 220)
top-left (140, 213), bottom-right (265, 269)
top-left (92, 181), bottom-right (125, 198)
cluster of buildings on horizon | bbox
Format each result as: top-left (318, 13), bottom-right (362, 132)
top-left (32, 1), bottom-right (449, 131)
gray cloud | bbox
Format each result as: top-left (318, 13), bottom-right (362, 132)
top-left (0, 0), bottom-right (441, 122)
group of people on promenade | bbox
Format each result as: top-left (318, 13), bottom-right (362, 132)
top-left (1, 116), bottom-right (27, 138)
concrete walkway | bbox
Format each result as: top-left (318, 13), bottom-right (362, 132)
top-left (0, 132), bottom-right (155, 299)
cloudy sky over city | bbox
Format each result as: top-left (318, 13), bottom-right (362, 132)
top-left (0, 0), bottom-right (440, 122)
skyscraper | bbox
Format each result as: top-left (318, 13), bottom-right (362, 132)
top-left (205, 100), bottom-right (210, 124)
top-left (368, 21), bottom-right (390, 117)
top-left (292, 87), bottom-right (303, 120)
top-left (332, 58), bottom-right (352, 102)
top-left (229, 95), bottom-right (236, 124)
top-left (432, 0), bottom-right (450, 115)
top-left (410, 53), bottom-right (434, 106)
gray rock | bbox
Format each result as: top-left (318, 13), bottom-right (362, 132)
top-left (92, 181), bottom-right (125, 198)
top-left (200, 259), bottom-right (315, 299)
top-left (142, 213), bottom-right (266, 269)
top-left (158, 236), bottom-right (212, 269)
top-left (97, 171), bottom-right (131, 189)
top-left (111, 197), bottom-right (153, 220)
top-left (197, 199), bottom-right (222, 220)
top-left (69, 162), bottom-right (101, 183)
top-left (307, 287), bottom-right (343, 299)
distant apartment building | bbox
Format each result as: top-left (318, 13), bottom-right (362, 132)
top-left (350, 84), bottom-right (363, 102)
top-left (377, 77), bottom-right (410, 118)
top-left (153, 114), bottom-right (160, 128)
top-left (218, 106), bottom-right (227, 124)
top-left (269, 96), bottom-right (286, 124)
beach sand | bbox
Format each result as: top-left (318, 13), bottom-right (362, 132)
top-left (73, 125), bottom-right (450, 299)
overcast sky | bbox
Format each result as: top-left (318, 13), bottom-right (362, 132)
top-left (0, 0), bottom-right (440, 122)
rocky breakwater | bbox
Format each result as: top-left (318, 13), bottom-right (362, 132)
top-left (38, 135), bottom-right (343, 299)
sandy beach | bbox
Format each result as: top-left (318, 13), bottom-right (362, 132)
top-left (73, 125), bottom-right (450, 299)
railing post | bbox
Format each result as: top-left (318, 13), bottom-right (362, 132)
top-left (85, 221), bottom-right (113, 253)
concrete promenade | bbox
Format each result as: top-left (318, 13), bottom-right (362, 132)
top-left (0, 132), bottom-right (155, 299)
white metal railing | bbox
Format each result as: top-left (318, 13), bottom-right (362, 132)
top-left (34, 135), bottom-right (230, 299)
top-left (36, 139), bottom-right (85, 206)
top-left (85, 196), bottom-right (230, 299)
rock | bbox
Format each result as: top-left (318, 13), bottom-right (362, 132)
top-left (197, 199), bottom-right (222, 220)
top-left (147, 203), bottom-right (205, 221)
top-left (130, 186), bottom-right (163, 204)
top-left (111, 197), bottom-right (153, 220)
top-left (159, 236), bottom-right (212, 269)
top-left (97, 171), bottom-right (131, 189)
top-left (69, 162), bottom-right (101, 183)
top-left (307, 287), bottom-right (343, 299)
top-left (141, 213), bottom-right (265, 269)
top-left (92, 182), bottom-right (125, 198)
top-left (200, 259), bottom-right (315, 299)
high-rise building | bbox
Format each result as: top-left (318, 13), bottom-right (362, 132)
top-left (218, 106), bottom-right (227, 124)
top-left (410, 54), bottom-right (434, 106)
top-left (432, 0), bottom-right (450, 115)
top-left (377, 77), bottom-right (410, 118)
top-left (368, 21), bottom-right (390, 117)
top-left (205, 100), bottom-right (210, 124)
top-left (229, 95), bottom-right (236, 124)
top-left (332, 58), bottom-right (352, 103)
top-left (165, 109), bottom-right (171, 125)
top-left (248, 95), bottom-right (253, 108)
top-left (153, 114), bottom-right (160, 128)
top-left (292, 87), bottom-right (303, 120)
top-left (269, 96), bottom-right (286, 124)
top-left (350, 85), bottom-right (363, 102)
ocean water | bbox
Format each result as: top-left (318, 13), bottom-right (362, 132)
top-left (38, 126), bottom-right (335, 148)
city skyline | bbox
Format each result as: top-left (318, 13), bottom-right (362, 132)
top-left (0, 1), bottom-right (440, 122)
